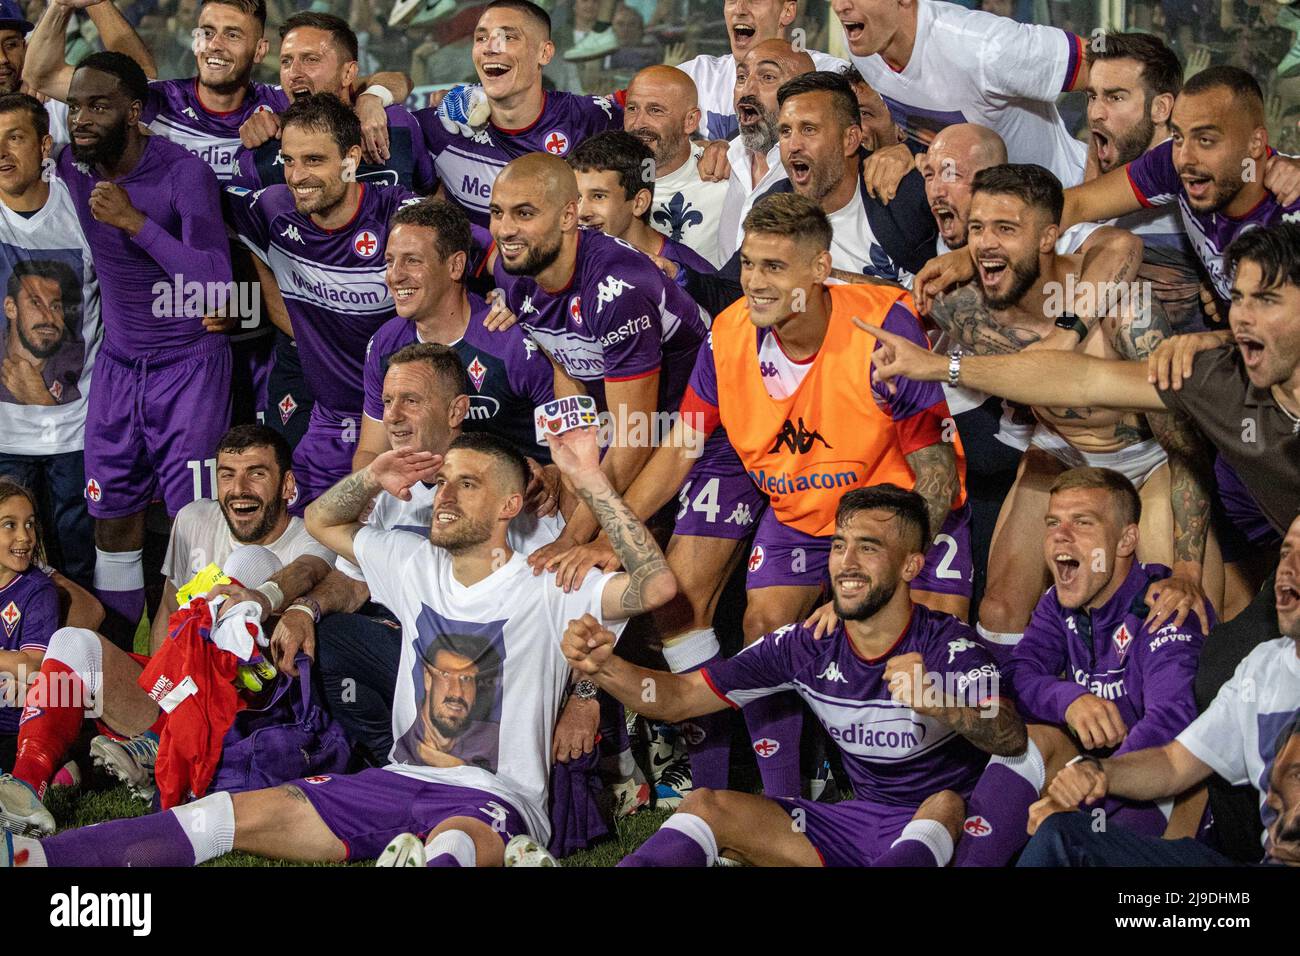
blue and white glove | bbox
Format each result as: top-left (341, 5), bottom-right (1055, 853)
top-left (438, 84), bottom-right (491, 138)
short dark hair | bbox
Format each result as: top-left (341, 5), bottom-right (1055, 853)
top-left (281, 92), bottom-right (361, 156)
top-left (776, 70), bottom-right (860, 131)
top-left (387, 341), bottom-right (472, 399)
top-left (0, 93), bottom-right (49, 140)
top-left (1225, 223), bottom-right (1300, 293)
top-left (216, 423), bottom-right (293, 477)
top-left (7, 259), bottom-right (80, 313)
top-left (483, 0), bottom-right (551, 37)
top-left (421, 631), bottom-right (503, 721)
top-left (200, 0), bottom-right (267, 29)
top-left (840, 63), bottom-right (866, 87)
top-left (391, 198), bottom-right (473, 263)
top-left (280, 11), bottom-right (358, 62)
top-left (835, 484), bottom-right (931, 553)
top-left (1049, 466), bottom-right (1142, 526)
top-left (447, 431), bottom-right (529, 495)
top-left (75, 51), bottom-right (150, 105)
top-left (971, 163), bottom-right (1064, 224)
top-left (743, 192), bottom-right (832, 251)
top-left (1181, 64), bottom-right (1262, 109)
top-left (568, 131), bottom-right (655, 222)
top-left (1086, 32), bottom-right (1182, 101)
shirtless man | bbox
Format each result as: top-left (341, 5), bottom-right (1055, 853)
top-left (926, 164), bottom-right (1212, 656)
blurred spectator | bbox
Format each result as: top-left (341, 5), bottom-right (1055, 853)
top-left (603, 3), bottom-right (661, 72)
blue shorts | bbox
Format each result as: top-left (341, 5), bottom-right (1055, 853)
top-left (294, 767), bottom-right (528, 861)
top-left (776, 796), bottom-right (917, 867)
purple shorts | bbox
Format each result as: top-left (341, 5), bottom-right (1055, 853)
top-left (294, 767), bottom-right (529, 861)
top-left (745, 504), bottom-right (974, 598)
top-left (673, 430), bottom-right (766, 540)
top-left (1213, 456), bottom-right (1281, 560)
top-left (83, 337), bottom-right (232, 519)
top-left (776, 796), bottom-right (916, 867)
top-left (290, 403), bottom-right (360, 514)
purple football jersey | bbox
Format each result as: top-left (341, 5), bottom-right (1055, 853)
top-left (57, 138), bottom-right (232, 354)
top-left (416, 90), bottom-right (622, 226)
top-left (1126, 140), bottom-right (1300, 300)
top-left (363, 294), bottom-right (555, 454)
top-left (656, 233), bottom-right (715, 276)
top-left (225, 182), bottom-right (420, 414)
top-left (493, 229), bottom-right (708, 411)
top-left (0, 567), bottom-right (58, 734)
top-left (1007, 561), bottom-right (1204, 756)
top-left (142, 78), bottom-right (289, 181)
top-left (703, 605), bottom-right (1002, 806)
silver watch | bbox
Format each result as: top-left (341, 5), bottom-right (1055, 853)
top-left (947, 346), bottom-right (963, 387)
top-left (572, 679), bottom-right (598, 700)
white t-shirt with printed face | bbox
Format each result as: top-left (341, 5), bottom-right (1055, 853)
top-left (354, 526), bottom-right (627, 844)
top-left (1178, 637), bottom-right (1300, 853)
top-left (160, 498), bottom-right (336, 589)
top-left (848, 0), bottom-right (1087, 186)
top-left (652, 143), bottom-right (730, 268)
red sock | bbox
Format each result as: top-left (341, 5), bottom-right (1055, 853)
top-left (12, 659), bottom-right (87, 800)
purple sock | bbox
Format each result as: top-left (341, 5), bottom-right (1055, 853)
top-left (741, 691), bottom-right (803, 798)
top-left (954, 743), bottom-right (1045, 867)
top-left (678, 654), bottom-right (731, 790)
top-left (42, 812), bottom-right (195, 867)
top-left (425, 853), bottom-right (461, 867)
top-left (94, 586), bottom-right (145, 629)
top-left (618, 813), bottom-right (717, 867)
top-left (875, 820), bottom-right (953, 867)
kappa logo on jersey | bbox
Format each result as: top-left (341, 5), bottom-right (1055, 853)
top-left (569, 295), bottom-right (583, 327)
top-left (1284, 210), bottom-right (1300, 224)
top-left (817, 661), bottom-right (847, 683)
top-left (520, 295), bottom-right (536, 315)
top-left (1, 600), bottom-right (20, 637)
top-left (748, 544), bottom-right (765, 571)
top-left (278, 393), bottom-right (298, 424)
top-left (543, 130), bottom-right (570, 155)
top-left (594, 276), bottom-right (633, 314)
top-left (280, 224), bottom-right (303, 244)
top-left (769, 417), bottom-right (832, 455)
top-left (752, 737), bottom-right (780, 758)
top-left (593, 95), bottom-right (614, 120)
top-left (947, 637), bottom-right (977, 664)
top-left (353, 230), bottom-right (380, 258)
top-left (1112, 623), bottom-right (1133, 657)
top-left (760, 360), bottom-right (779, 377)
top-left (85, 478), bottom-right (101, 502)
top-left (466, 356), bottom-right (487, 391)
top-left (963, 815), bottom-right (993, 837)
top-left (522, 338), bottom-right (538, 359)
top-left (183, 106), bottom-right (199, 119)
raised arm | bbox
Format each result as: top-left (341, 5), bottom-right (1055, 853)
top-left (23, 0), bottom-right (157, 102)
top-left (1060, 164), bottom-right (1146, 232)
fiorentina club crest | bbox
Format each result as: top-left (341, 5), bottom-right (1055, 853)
top-left (543, 130), bottom-right (570, 155)
top-left (352, 229), bottom-right (379, 258)
top-left (466, 356), bottom-right (487, 391)
top-left (752, 737), bottom-right (780, 758)
top-left (963, 815), bottom-right (992, 837)
top-left (569, 295), bottom-right (582, 327)
top-left (253, 103), bottom-right (274, 115)
top-left (278, 392), bottom-right (298, 424)
top-left (85, 478), bottom-right (101, 502)
top-left (1112, 623), bottom-right (1133, 657)
top-left (747, 544), bottom-right (765, 572)
top-left (1, 600), bottom-right (20, 637)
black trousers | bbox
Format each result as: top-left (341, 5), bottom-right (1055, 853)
top-left (315, 605), bottom-right (402, 766)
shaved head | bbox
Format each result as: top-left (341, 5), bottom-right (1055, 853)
top-left (626, 65), bottom-right (701, 169)
top-left (921, 124), bottom-right (1008, 249)
top-left (929, 123), bottom-right (1007, 171)
top-left (629, 65), bottom-right (699, 109)
top-left (497, 151), bottom-right (579, 209)
top-left (736, 39), bottom-right (815, 155)
top-left (746, 38), bottom-right (815, 78)
top-left (490, 153), bottom-right (579, 277)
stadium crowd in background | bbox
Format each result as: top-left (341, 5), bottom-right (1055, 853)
top-left (0, 0), bottom-right (1297, 870)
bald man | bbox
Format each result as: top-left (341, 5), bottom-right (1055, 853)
top-left (716, 39), bottom-right (815, 262)
top-left (918, 123), bottom-right (1008, 255)
top-left (414, 0), bottom-right (622, 227)
top-left (488, 153), bottom-right (710, 561)
top-left (625, 65), bottom-right (729, 267)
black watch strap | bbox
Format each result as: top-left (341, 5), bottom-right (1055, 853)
top-left (1054, 312), bottom-right (1089, 342)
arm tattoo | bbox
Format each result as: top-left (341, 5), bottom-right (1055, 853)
top-left (930, 285), bottom-right (1045, 354)
top-left (313, 468), bottom-right (382, 527)
top-left (574, 480), bottom-right (671, 616)
top-left (906, 442), bottom-right (959, 546)
top-left (938, 701), bottom-right (1028, 756)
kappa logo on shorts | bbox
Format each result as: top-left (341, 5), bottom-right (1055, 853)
top-left (85, 478), bottom-right (101, 502)
top-left (1112, 623), bottom-right (1133, 658)
top-left (278, 392), bottom-right (298, 424)
top-left (352, 230), bottom-right (379, 258)
top-left (1, 600), bottom-right (20, 637)
top-left (753, 737), bottom-right (780, 758)
top-left (303, 775), bottom-right (331, 784)
top-left (963, 815), bottom-right (992, 837)
top-left (747, 544), bottom-right (765, 572)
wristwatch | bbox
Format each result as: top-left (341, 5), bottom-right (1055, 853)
top-left (572, 679), bottom-right (598, 701)
top-left (947, 346), bottom-right (963, 387)
top-left (1054, 312), bottom-right (1089, 342)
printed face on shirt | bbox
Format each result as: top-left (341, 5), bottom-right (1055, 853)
top-left (848, 79), bottom-right (898, 153)
top-left (280, 25), bottom-right (358, 102)
top-left (428, 448), bottom-right (520, 553)
top-left (193, 1), bottom-right (266, 94)
top-left (829, 506), bottom-right (923, 621)
top-left (1273, 516), bottom-right (1300, 638)
top-left (280, 123), bottom-right (360, 219)
top-left (382, 360), bottom-right (463, 457)
top-left (215, 444), bottom-right (292, 544)
top-left (0, 105), bottom-right (50, 198)
top-left (1227, 259), bottom-right (1300, 394)
top-left (1042, 485), bottom-right (1138, 610)
top-left (472, 6), bottom-right (554, 105)
top-left (723, 0), bottom-right (795, 58)
top-left (385, 223), bottom-right (467, 322)
top-left (831, 0), bottom-right (907, 59)
top-left (6, 274), bottom-right (67, 363)
top-left (738, 230), bottom-right (830, 329)
top-left (489, 169), bottom-right (570, 276)
top-left (422, 648), bottom-right (481, 738)
top-left (1170, 86), bottom-right (1266, 214)
top-left (0, 29), bottom-right (24, 95)
top-left (778, 91), bottom-right (859, 206)
top-left (1264, 728), bottom-right (1300, 864)
top-left (0, 490), bottom-right (37, 578)
top-left (966, 190), bottom-right (1052, 310)
top-left (67, 67), bottom-right (139, 168)
top-left (1087, 57), bottom-right (1161, 173)
top-left (624, 71), bottom-right (696, 169)
top-left (575, 167), bottom-right (647, 240)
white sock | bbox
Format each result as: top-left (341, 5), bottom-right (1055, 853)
top-left (11, 835), bottom-right (47, 867)
top-left (43, 627), bottom-right (103, 699)
top-left (892, 819), bottom-right (954, 866)
top-left (975, 623), bottom-right (1023, 650)
top-left (93, 548), bottom-right (144, 592)
top-left (662, 812), bottom-right (719, 866)
top-left (662, 628), bottom-right (721, 674)
top-left (988, 737), bottom-right (1047, 790)
top-left (173, 791), bottom-right (236, 864)
top-left (425, 829), bottom-right (477, 867)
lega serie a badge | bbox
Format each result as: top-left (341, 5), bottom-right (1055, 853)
top-left (534, 395), bottom-right (598, 444)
